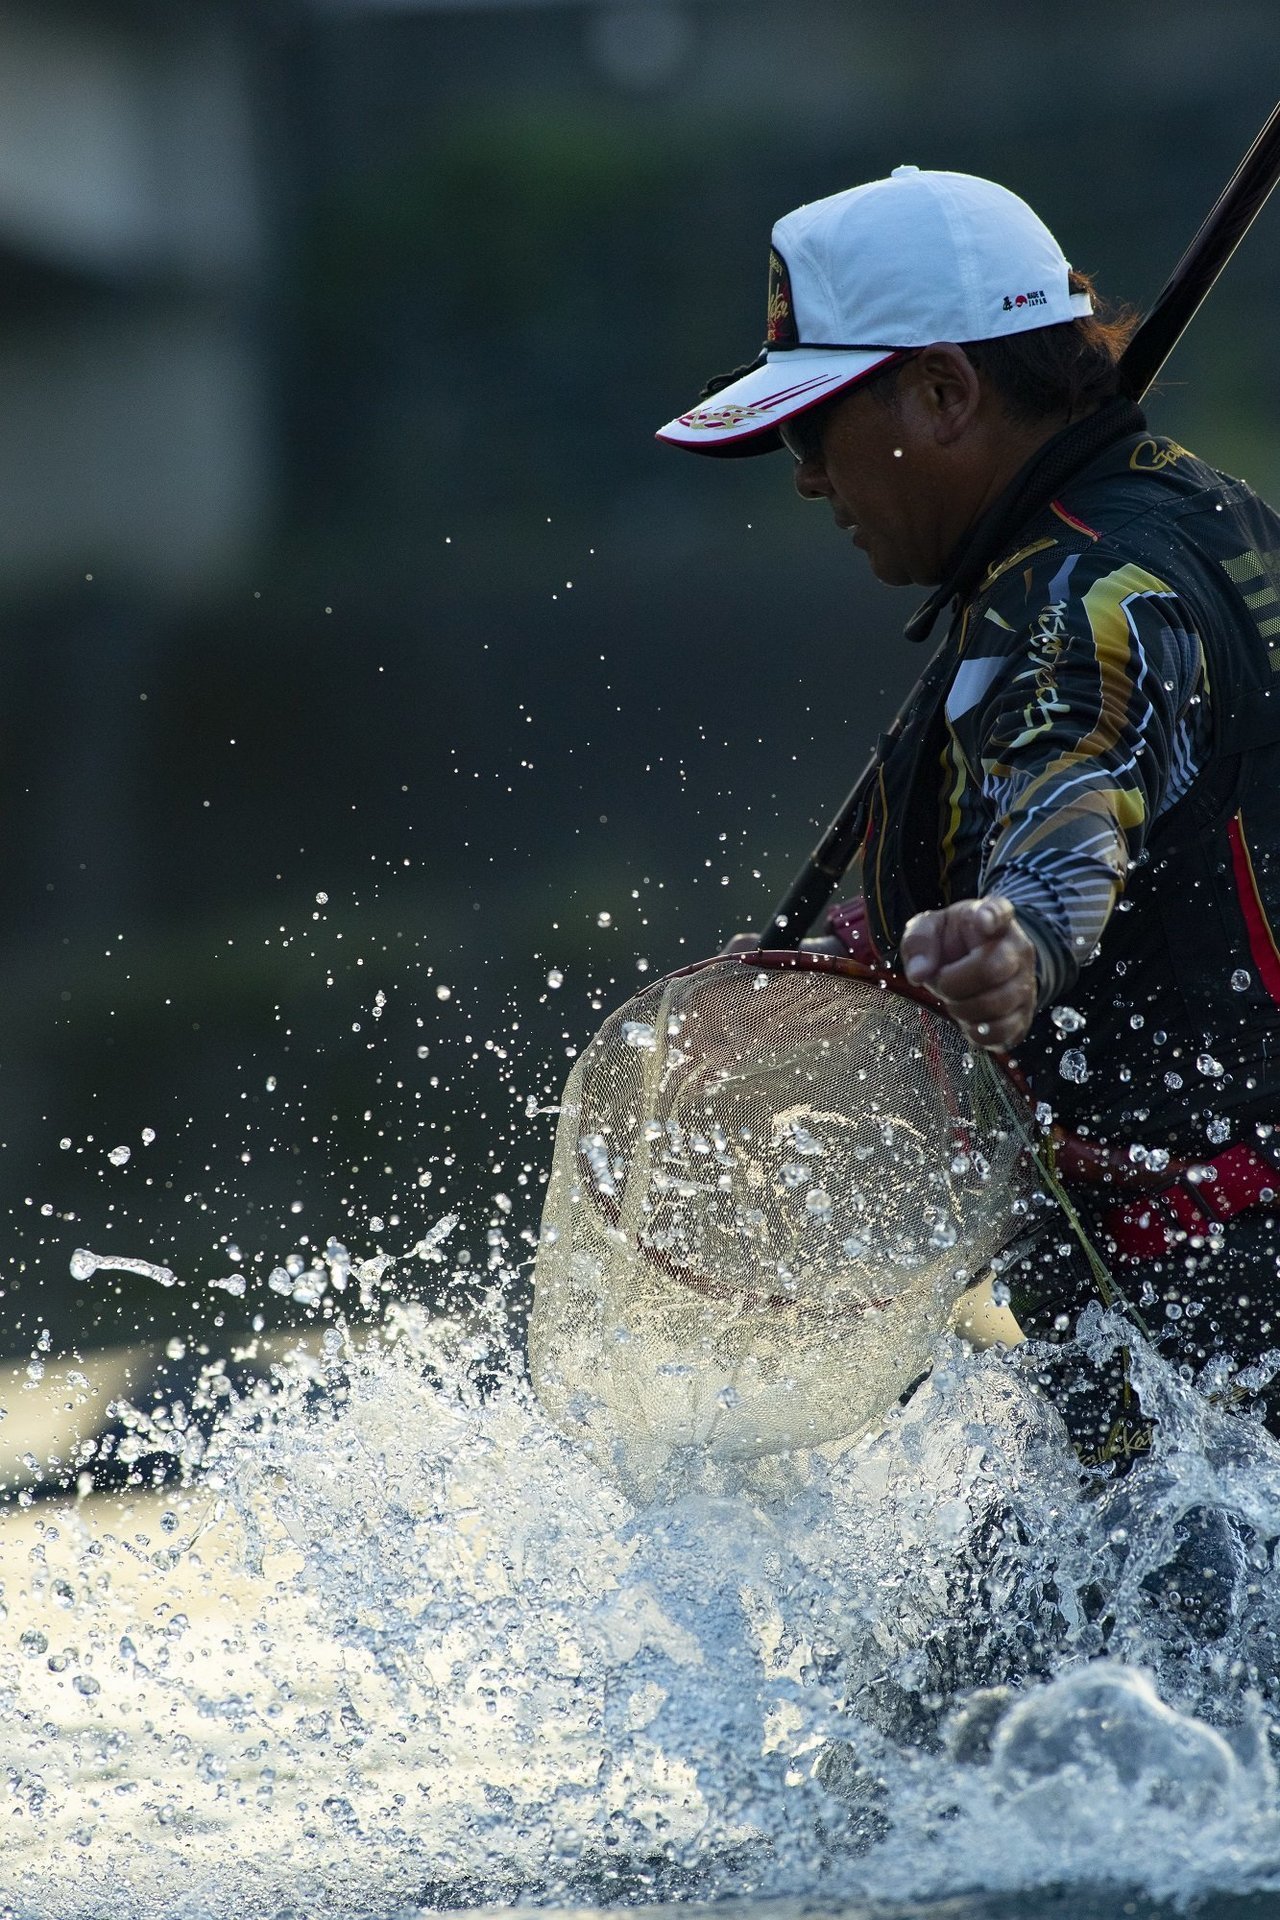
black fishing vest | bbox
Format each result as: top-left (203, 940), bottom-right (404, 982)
top-left (860, 423), bottom-right (1280, 1151)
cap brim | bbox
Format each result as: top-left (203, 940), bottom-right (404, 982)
top-left (656, 347), bottom-right (897, 458)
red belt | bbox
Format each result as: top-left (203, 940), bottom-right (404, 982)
top-left (1101, 1141), bottom-right (1280, 1261)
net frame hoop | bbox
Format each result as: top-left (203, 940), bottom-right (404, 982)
top-left (707, 952), bottom-right (1198, 1197)
top-left (569, 946), bottom-right (1018, 1319)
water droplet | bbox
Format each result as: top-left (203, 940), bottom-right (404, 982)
top-left (596, 911), bottom-right (612, 928)
top-left (546, 969), bottom-right (564, 989)
top-left (416, 1213), bottom-right (459, 1254)
top-left (1197, 1053), bottom-right (1224, 1078)
top-left (436, 984), bottom-right (452, 1001)
top-left (1058, 1049), bottom-right (1088, 1084)
top-left (1050, 1005), bottom-right (1085, 1034)
top-left (1206, 1116), bottom-right (1231, 1145)
top-left (141, 1126), bottom-right (156, 1144)
top-left (805, 1186), bottom-right (833, 1220)
top-left (315, 890), bottom-right (329, 904)
top-left (209, 1274), bottom-right (247, 1297)
top-left (108, 1145), bottom-right (130, 1167)
top-left (621, 1021), bottom-right (657, 1051)
top-left (1232, 969), bottom-right (1252, 992)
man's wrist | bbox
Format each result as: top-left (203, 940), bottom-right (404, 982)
top-left (1007, 903), bottom-right (1074, 1012)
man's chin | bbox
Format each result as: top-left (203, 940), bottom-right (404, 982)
top-left (861, 543), bottom-right (936, 589)
top-left (863, 548), bottom-right (913, 588)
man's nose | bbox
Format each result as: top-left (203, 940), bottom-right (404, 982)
top-left (792, 458), bottom-right (832, 501)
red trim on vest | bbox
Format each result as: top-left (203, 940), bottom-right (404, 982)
top-left (1049, 499), bottom-right (1102, 540)
top-left (827, 896), bottom-right (885, 967)
top-left (1102, 1141), bottom-right (1279, 1260)
top-left (1227, 811), bottom-right (1280, 1007)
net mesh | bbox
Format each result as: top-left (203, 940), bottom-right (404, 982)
top-left (528, 954), bottom-right (1035, 1465)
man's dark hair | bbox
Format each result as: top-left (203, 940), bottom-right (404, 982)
top-left (702, 271), bottom-right (1138, 442)
top-left (960, 270), bottom-right (1140, 424)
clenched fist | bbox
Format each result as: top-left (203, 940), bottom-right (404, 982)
top-left (899, 896), bottom-right (1038, 1053)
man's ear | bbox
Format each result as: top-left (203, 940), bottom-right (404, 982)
top-left (910, 343), bottom-right (982, 446)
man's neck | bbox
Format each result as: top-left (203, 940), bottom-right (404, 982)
top-left (904, 395), bottom-right (1147, 646)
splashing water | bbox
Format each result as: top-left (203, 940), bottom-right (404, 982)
top-left (68, 1249), bottom-right (178, 1288)
top-left (9, 1260), bottom-right (1280, 1918)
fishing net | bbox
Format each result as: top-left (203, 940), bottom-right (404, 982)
top-left (528, 951), bottom-right (1037, 1467)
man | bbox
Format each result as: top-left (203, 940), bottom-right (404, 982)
top-left (656, 166), bottom-right (1280, 1469)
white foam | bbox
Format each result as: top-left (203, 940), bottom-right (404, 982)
top-left (7, 1280), bottom-right (1280, 1916)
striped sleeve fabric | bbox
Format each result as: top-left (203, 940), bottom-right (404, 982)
top-left (947, 545), bottom-right (1210, 1007)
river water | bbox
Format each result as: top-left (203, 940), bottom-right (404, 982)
top-left (5, 1246), bottom-right (1280, 1920)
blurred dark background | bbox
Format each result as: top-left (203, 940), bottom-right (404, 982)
top-left (1, 0), bottom-right (1277, 1359)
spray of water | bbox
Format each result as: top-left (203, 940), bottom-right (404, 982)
top-left (7, 1249), bottom-right (1280, 1919)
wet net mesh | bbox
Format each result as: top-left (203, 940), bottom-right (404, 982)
top-left (528, 954), bottom-right (1035, 1464)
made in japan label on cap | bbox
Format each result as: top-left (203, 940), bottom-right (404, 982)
top-left (766, 248), bottom-right (798, 346)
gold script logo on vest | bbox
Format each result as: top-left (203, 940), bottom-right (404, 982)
top-left (1015, 600), bottom-right (1071, 736)
top-left (1130, 438), bottom-right (1191, 472)
top-left (766, 249), bottom-right (798, 346)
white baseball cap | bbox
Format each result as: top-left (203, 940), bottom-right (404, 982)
top-left (656, 167), bottom-right (1093, 457)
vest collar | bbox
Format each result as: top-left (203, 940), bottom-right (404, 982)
top-left (904, 396), bottom-right (1148, 645)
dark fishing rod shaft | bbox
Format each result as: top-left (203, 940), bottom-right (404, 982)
top-left (1120, 94), bottom-right (1280, 403)
top-left (760, 95), bottom-right (1280, 951)
top-left (758, 749), bottom-right (878, 949)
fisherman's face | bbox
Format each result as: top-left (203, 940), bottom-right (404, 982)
top-left (783, 352), bottom-right (960, 587)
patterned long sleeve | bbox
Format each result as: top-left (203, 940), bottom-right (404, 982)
top-left (943, 546), bottom-right (1210, 1007)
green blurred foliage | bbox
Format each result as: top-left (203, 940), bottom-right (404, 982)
top-left (2, 0), bottom-right (1279, 1359)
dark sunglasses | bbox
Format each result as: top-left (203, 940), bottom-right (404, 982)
top-left (778, 351), bottom-right (916, 465)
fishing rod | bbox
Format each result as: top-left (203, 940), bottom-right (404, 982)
top-left (758, 93), bottom-right (1280, 951)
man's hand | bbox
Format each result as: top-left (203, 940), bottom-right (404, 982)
top-left (899, 896), bottom-right (1037, 1052)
